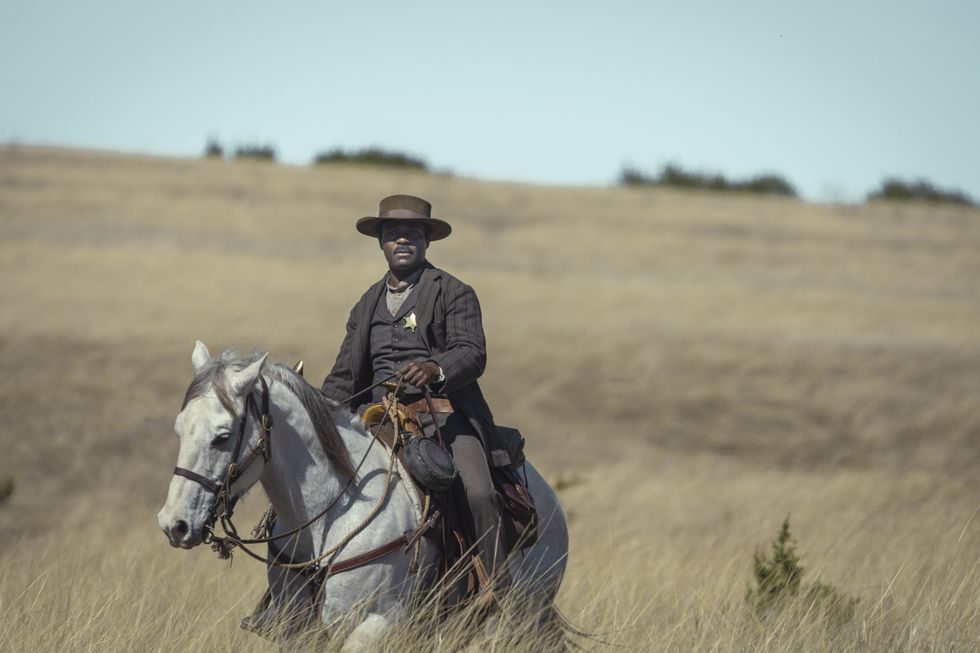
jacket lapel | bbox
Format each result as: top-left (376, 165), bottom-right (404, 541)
top-left (351, 274), bottom-right (388, 384)
top-left (411, 264), bottom-right (442, 344)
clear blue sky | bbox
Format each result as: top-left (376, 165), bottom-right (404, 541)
top-left (2, 0), bottom-right (977, 201)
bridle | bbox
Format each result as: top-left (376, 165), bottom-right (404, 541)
top-left (170, 372), bottom-right (436, 585)
top-left (172, 375), bottom-right (274, 539)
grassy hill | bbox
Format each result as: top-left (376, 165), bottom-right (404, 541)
top-left (1, 146), bottom-right (978, 650)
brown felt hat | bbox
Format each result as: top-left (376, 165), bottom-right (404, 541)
top-left (356, 194), bottom-right (452, 240)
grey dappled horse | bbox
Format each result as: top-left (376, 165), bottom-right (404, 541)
top-left (157, 343), bottom-right (569, 650)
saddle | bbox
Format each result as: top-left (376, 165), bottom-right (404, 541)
top-left (360, 390), bottom-right (539, 599)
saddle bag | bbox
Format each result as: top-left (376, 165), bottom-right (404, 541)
top-left (491, 464), bottom-right (539, 549)
top-left (402, 437), bottom-right (457, 493)
top-left (492, 424), bottom-right (526, 469)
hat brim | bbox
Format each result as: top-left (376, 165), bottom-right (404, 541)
top-left (356, 216), bottom-right (452, 240)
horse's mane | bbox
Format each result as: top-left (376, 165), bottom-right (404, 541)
top-left (182, 350), bottom-right (356, 480)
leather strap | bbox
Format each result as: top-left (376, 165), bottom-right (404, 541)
top-left (405, 397), bottom-right (453, 414)
top-left (327, 534), bottom-right (410, 574)
top-left (173, 466), bottom-right (222, 493)
top-left (269, 532), bottom-right (410, 576)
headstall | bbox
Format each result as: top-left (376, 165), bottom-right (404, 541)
top-left (172, 375), bottom-right (274, 538)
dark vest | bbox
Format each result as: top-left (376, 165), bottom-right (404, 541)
top-left (370, 286), bottom-right (430, 402)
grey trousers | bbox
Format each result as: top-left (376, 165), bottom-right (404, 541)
top-left (419, 411), bottom-right (508, 581)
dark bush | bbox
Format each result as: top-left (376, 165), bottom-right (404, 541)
top-left (313, 147), bottom-right (428, 171)
top-left (747, 517), bottom-right (858, 624)
top-left (660, 163), bottom-right (731, 191)
top-left (619, 165), bottom-right (658, 186)
top-left (204, 137), bottom-right (224, 159)
top-left (867, 178), bottom-right (975, 207)
top-left (740, 174), bottom-right (798, 197)
top-left (0, 476), bottom-right (13, 506)
top-left (619, 163), bottom-right (797, 197)
top-left (234, 144), bottom-right (277, 162)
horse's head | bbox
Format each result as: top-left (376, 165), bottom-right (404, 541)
top-left (157, 341), bottom-right (270, 549)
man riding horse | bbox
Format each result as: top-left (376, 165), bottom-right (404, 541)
top-left (320, 194), bottom-right (515, 601)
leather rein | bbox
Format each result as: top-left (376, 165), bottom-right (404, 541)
top-left (170, 374), bottom-right (425, 581)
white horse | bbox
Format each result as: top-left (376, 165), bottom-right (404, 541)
top-left (157, 342), bottom-right (569, 650)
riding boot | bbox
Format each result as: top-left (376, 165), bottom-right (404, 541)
top-left (422, 412), bottom-right (514, 602)
top-left (473, 491), bottom-right (512, 582)
top-left (469, 490), bottom-right (514, 610)
top-left (450, 432), bottom-right (513, 600)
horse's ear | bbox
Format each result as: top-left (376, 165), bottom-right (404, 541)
top-left (230, 353), bottom-right (269, 396)
top-left (192, 340), bottom-right (211, 371)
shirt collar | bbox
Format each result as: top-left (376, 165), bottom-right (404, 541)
top-left (386, 265), bottom-right (424, 292)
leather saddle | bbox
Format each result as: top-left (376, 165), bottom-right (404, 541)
top-left (360, 393), bottom-right (539, 556)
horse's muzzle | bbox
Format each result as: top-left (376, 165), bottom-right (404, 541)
top-left (158, 510), bottom-right (203, 549)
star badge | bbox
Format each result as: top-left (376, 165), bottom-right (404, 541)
top-left (403, 312), bottom-right (417, 333)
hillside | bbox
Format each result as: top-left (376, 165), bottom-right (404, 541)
top-left (1, 146), bottom-right (978, 651)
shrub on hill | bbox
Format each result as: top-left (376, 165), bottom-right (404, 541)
top-left (619, 165), bottom-right (658, 187)
top-left (738, 174), bottom-right (798, 197)
top-left (620, 163), bottom-right (797, 197)
top-left (234, 144), bottom-right (277, 162)
top-left (658, 163), bottom-right (731, 191)
top-left (313, 147), bottom-right (428, 171)
top-left (203, 137), bottom-right (224, 159)
top-left (747, 516), bottom-right (858, 625)
top-left (0, 476), bottom-right (13, 506)
top-left (867, 178), bottom-right (975, 207)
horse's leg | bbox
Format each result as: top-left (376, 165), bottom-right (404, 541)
top-left (318, 563), bottom-right (416, 650)
top-left (241, 563), bottom-right (317, 639)
top-left (339, 611), bottom-right (399, 652)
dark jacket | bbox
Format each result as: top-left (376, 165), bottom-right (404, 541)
top-left (322, 262), bottom-right (512, 466)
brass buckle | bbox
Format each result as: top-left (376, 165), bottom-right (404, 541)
top-left (261, 414), bottom-right (274, 432)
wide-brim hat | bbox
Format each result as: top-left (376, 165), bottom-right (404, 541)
top-left (356, 194), bottom-right (452, 240)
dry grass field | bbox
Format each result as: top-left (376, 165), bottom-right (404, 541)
top-left (1, 145), bottom-right (978, 651)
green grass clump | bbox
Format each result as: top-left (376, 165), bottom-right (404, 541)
top-left (747, 517), bottom-right (858, 624)
top-left (0, 476), bottom-right (13, 506)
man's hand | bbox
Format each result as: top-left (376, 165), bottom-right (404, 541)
top-left (396, 360), bottom-right (442, 388)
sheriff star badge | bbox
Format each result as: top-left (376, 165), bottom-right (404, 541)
top-left (403, 312), bottom-right (417, 333)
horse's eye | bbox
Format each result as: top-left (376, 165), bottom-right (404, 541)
top-left (210, 432), bottom-right (231, 446)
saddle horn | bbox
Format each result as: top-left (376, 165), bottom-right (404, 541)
top-left (293, 360), bottom-right (304, 376)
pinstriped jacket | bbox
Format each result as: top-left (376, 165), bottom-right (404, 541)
top-left (321, 261), bottom-right (510, 466)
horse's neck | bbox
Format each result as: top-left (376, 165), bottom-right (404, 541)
top-left (258, 382), bottom-right (386, 548)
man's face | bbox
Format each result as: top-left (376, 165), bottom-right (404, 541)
top-left (380, 221), bottom-right (429, 273)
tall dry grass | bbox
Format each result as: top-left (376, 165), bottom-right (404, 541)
top-left (1, 146), bottom-right (978, 650)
